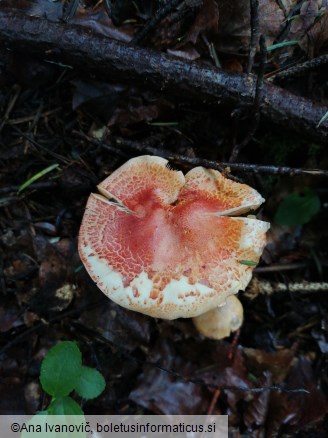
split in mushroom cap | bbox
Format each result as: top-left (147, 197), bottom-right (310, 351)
top-left (79, 155), bottom-right (270, 320)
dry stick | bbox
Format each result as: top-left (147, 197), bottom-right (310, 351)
top-left (63, 0), bottom-right (80, 22)
top-left (103, 0), bottom-right (117, 25)
top-left (0, 181), bottom-right (58, 195)
top-left (0, 11), bottom-right (327, 144)
top-left (246, 279), bottom-right (328, 299)
top-left (151, 362), bottom-right (308, 394)
top-left (230, 34), bottom-right (266, 162)
top-left (73, 130), bottom-right (328, 177)
top-left (247, 0), bottom-right (259, 75)
top-left (273, 54), bottom-right (328, 82)
top-left (254, 262), bottom-right (307, 273)
top-left (0, 84), bottom-right (21, 132)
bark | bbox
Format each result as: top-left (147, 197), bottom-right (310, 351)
top-left (0, 10), bottom-right (327, 144)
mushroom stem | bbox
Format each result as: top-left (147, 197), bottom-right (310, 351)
top-left (192, 295), bottom-right (244, 340)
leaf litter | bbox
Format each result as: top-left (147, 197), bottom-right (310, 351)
top-left (0, 0), bottom-right (327, 435)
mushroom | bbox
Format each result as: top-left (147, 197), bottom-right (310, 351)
top-left (193, 295), bottom-right (244, 340)
top-left (78, 156), bottom-right (269, 338)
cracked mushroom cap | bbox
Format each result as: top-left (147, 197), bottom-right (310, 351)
top-left (78, 155), bottom-right (269, 319)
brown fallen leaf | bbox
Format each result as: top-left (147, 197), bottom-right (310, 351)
top-left (289, 0), bottom-right (319, 42)
top-left (0, 305), bottom-right (23, 333)
top-left (243, 371), bottom-right (272, 430)
top-left (183, 0), bottom-right (219, 45)
top-left (78, 298), bottom-right (153, 351)
top-left (215, 0), bottom-right (284, 53)
top-left (267, 356), bottom-right (328, 435)
top-left (243, 346), bottom-right (297, 384)
top-left (300, 10), bottom-right (328, 55)
top-left (129, 339), bottom-right (206, 414)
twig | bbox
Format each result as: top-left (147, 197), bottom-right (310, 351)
top-left (254, 262), bottom-right (307, 273)
top-left (207, 389), bottom-right (221, 415)
top-left (202, 33), bottom-right (221, 68)
top-left (247, 0), bottom-right (259, 75)
top-left (7, 107), bottom-right (62, 125)
top-left (0, 11), bottom-right (327, 143)
top-left (246, 278), bottom-right (328, 299)
top-left (72, 130), bottom-right (328, 177)
top-left (273, 54), bottom-right (328, 83)
top-left (254, 36), bottom-right (266, 113)
top-left (0, 181), bottom-right (58, 195)
top-left (63, 0), bottom-right (80, 22)
top-left (11, 126), bottom-right (71, 164)
top-left (144, 357), bottom-right (308, 394)
top-left (103, 0), bottom-right (118, 26)
top-left (0, 298), bottom-right (107, 355)
top-left (0, 84), bottom-right (21, 133)
top-left (230, 34), bottom-right (266, 161)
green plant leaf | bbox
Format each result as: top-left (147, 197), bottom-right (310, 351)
top-left (18, 163), bottom-right (59, 193)
top-left (266, 40), bottom-right (299, 52)
top-left (274, 190), bottom-right (320, 226)
top-left (317, 110), bottom-right (328, 128)
top-left (238, 259), bottom-right (257, 267)
top-left (48, 396), bottom-right (84, 416)
top-left (47, 398), bottom-right (86, 438)
top-left (74, 366), bottom-right (106, 400)
top-left (40, 341), bottom-right (82, 397)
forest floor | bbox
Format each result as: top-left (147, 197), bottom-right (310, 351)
top-left (0, 1), bottom-right (328, 436)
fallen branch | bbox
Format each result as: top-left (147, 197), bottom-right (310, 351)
top-left (246, 279), bottom-right (328, 299)
top-left (0, 11), bottom-right (327, 144)
top-left (73, 131), bottom-right (328, 177)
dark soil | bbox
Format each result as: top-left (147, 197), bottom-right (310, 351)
top-left (1, 1), bottom-right (328, 436)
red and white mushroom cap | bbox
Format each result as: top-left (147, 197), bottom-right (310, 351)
top-left (79, 156), bottom-right (269, 319)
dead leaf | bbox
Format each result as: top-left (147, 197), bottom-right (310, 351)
top-left (243, 371), bottom-right (271, 429)
top-left (38, 246), bottom-right (67, 289)
top-left (215, 0), bottom-right (284, 53)
top-left (108, 103), bottom-right (159, 127)
top-left (0, 305), bottom-right (22, 333)
top-left (78, 298), bottom-right (153, 351)
top-left (244, 346), bottom-right (297, 384)
top-left (199, 343), bottom-right (252, 422)
top-left (259, 0), bottom-right (285, 46)
top-left (71, 80), bottom-right (126, 122)
top-left (215, 0), bottom-right (250, 53)
top-left (27, 0), bottom-right (63, 21)
top-left (167, 45), bottom-right (200, 60)
top-left (300, 10), bottom-right (328, 54)
top-left (130, 339), bottom-right (206, 414)
top-left (289, 0), bottom-right (319, 41)
top-left (183, 0), bottom-right (219, 45)
top-left (4, 253), bottom-right (38, 281)
top-left (267, 356), bottom-right (328, 435)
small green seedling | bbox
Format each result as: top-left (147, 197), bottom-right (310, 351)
top-left (20, 342), bottom-right (105, 438)
top-left (40, 341), bottom-right (105, 415)
top-left (18, 163), bottom-right (60, 193)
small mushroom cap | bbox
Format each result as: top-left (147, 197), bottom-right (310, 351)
top-left (79, 155), bottom-right (269, 319)
top-left (193, 295), bottom-right (244, 339)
